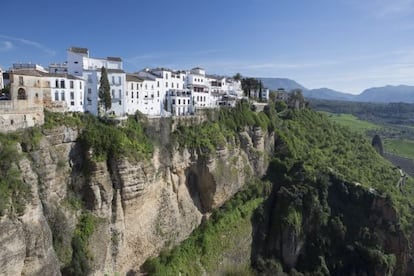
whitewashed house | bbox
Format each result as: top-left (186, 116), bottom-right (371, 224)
top-left (188, 67), bottom-right (212, 109)
top-left (125, 74), bottom-right (162, 116)
top-left (166, 89), bottom-right (193, 116)
top-left (49, 74), bottom-right (85, 112)
top-left (66, 47), bottom-right (127, 116)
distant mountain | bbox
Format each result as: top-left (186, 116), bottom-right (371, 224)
top-left (258, 77), bottom-right (414, 103)
top-left (303, 88), bottom-right (356, 101)
top-left (357, 85), bottom-right (414, 103)
top-left (259, 78), bottom-right (306, 91)
top-left (258, 78), bottom-right (356, 101)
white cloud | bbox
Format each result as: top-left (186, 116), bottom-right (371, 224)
top-left (0, 41), bottom-right (13, 52)
top-left (0, 35), bottom-right (55, 56)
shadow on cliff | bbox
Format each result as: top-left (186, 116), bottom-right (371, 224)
top-left (185, 157), bottom-right (216, 214)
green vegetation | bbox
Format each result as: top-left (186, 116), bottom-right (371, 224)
top-left (43, 110), bottom-right (85, 129)
top-left (0, 134), bottom-right (29, 216)
top-left (78, 115), bottom-right (153, 161)
top-left (174, 100), bottom-right (278, 155)
top-left (323, 112), bottom-right (380, 135)
top-left (62, 212), bottom-right (99, 276)
top-left (272, 110), bottom-right (414, 232)
top-left (143, 179), bottom-right (272, 275)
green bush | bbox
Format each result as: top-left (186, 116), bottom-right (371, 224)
top-left (0, 134), bottom-right (30, 216)
top-left (62, 212), bottom-right (98, 276)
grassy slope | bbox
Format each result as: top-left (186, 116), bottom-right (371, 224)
top-left (321, 112), bottom-right (380, 135)
top-left (322, 112), bottom-right (414, 160)
top-left (384, 139), bottom-right (414, 160)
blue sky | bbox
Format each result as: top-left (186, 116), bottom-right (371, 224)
top-left (1, 0), bottom-right (414, 94)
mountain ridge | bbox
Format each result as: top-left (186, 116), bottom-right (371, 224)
top-left (259, 77), bottom-right (414, 103)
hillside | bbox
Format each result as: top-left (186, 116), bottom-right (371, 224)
top-left (143, 108), bottom-right (414, 275)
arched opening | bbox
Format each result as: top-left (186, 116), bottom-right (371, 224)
top-left (17, 88), bottom-right (27, 100)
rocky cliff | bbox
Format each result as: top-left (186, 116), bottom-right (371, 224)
top-left (0, 121), bottom-right (274, 275)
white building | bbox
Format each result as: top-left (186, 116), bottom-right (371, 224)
top-left (187, 67), bottom-right (211, 109)
top-left (66, 47), bottom-right (127, 116)
top-left (225, 78), bottom-right (243, 98)
top-left (125, 74), bottom-right (162, 116)
top-left (49, 74), bottom-right (85, 112)
top-left (250, 88), bottom-right (270, 101)
top-left (134, 68), bottom-right (188, 116)
top-left (166, 89), bottom-right (193, 116)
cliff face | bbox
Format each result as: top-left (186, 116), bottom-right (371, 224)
top-left (0, 123), bottom-right (274, 275)
top-left (252, 164), bottom-right (414, 275)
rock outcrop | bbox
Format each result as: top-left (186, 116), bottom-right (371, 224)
top-left (0, 122), bottom-right (274, 275)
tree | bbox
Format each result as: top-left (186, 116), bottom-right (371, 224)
top-left (233, 72), bottom-right (242, 81)
top-left (98, 66), bottom-right (111, 115)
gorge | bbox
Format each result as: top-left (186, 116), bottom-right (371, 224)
top-left (0, 100), bottom-right (413, 275)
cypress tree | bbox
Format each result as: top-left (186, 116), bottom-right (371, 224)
top-left (98, 66), bottom-right (111, 114)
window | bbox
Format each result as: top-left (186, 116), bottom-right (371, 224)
top-left (137, 83), bottom-right (139, 90)
top-left (70, 92), bottom-right (74, 100)
top-left (19, 76), bottom-right (24, 85)
top-left (70, 101), bottom-right (75, 106)
top-left (166, 82), bottom-right (168, 88)
top-left (61, 80), bottom-right (65, 88)
top-left (112, 89), bottom-right (115, 98)
top-left (80, 82), bottom-right (82, 89)
top-left (178, 99), bottom-right (181, 105)
top-left (131, 83), bottom-right (133, 90)
top-left (157, 91), bottom-right (159, 97)
top-left (74, 61), bottom-right (79, 64)
top-left (112, 76), bottom-right (115, 84)
top-left (172, 83), bottom-right (174, 88)
top-left (157, 81), bottom-right (159, 87)
top-left (87, 88), bottom-right (92, 94)
top-left (61, 91), bottom-right (65, 101)
top-left (132, 92), bottom-right (134, 99)
top-left (54, 91), bottom-right (59, 101)
top-left (172, 99), bottom-right (175, 104)
top-left (118, 76), bottom-right (121, 84)
top-left (88, 100), bottom-right (92, 105)
top-left (137, 92), bottom-right (139, 98)
top-left (70, 81), bottom-right (74, 89)
top-left (55, 79), bottom-right (59, 88)
top-left (118, 90), bottom-right (121, 99)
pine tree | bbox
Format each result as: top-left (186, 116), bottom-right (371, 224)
top-left (98, 66), bottom-right (111, 114)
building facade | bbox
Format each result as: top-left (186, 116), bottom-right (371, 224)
top-left (0, 66), bottom-right (47, 132)
top-left (49, 74), bottom-right (85, 112)
top-left (66, 47), bottom-right (127, 116)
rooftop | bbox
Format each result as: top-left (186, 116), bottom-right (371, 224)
top-left (126, 74), bottom-right (144, 82)
top-left (107, 57), bottom-right (122, 62)
top-left (68, 47), bottom-right (89, 54)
